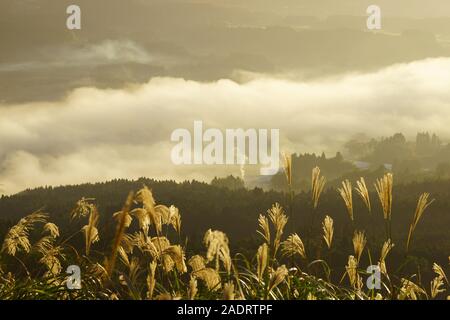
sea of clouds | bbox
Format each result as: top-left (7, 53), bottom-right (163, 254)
top-left (1, 57), bottom-right (450, 194)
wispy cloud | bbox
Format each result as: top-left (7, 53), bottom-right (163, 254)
top-left (0, 40), bottom-right (154, 72)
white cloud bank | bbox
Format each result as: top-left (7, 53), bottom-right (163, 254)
top-left (1, 57), bottom-right (450, 194)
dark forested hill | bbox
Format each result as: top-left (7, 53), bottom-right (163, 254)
top-left (0, 177), bottom-right (448, 268)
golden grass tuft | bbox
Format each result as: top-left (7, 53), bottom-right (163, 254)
top-left (345, 255), bottom-right (362, 290)
top-left (188, 276), bottom-right (198, 300)
top-left (146, 261), bottom-right (157, 299)
top-left (322, 215), bottom-right (334, 249)
top-left (136, 186), bottom-right (162, 235)
top-left (34, 236), bottom-right (63, 276)
top-left (431, 276), bottom-right (445, 299)
top-left (163, 245), bottom-right (187, 273)
top-left (432, 263), bottom-right (448, 285)
top-left (282, 152), bottom-right (292, 187)
top-left (311, 167), bottom-right (326, 210)
top-left (268, 265), bottom-right (288, 292)
top-left (352, 231), bottom-right (367, 263)
top-left (130, 208), bottom-right (150, 235)
top-left (188, 255), bottom-right (206, 272)
top-left (81, 205), bottom-right (99, 256)
top-left (355, 177), bottom-right (371, 213)
top-left (379, 239), bottom-right (394, 275)
top-left (406, 192), bottom-right (434, 252)
top-left (106, 192), bottom-right (134, 276)
top-left (204, 229), bottom-right (232, 274)
top-left (1, 211), bottom-right (48, 256)
top-left (223, 282), bottom-right (235, 300)
top-left (281, 234), bottom-right (306, 259)
top-left (71, 198), bottom-right (96, 220)
top-left (257, 214), bottom-right (271, 245)
top-left (43, 223), bottom-right (60, 238)
top-left (338, 180), bottom-right (353, 222)
top-left (267, 203), bottom-right (288, 256)
top-left (256, 243), bottom-right (268, 280)
top-left (374, 173), bottom-right (393, 221)
top-left (430, 262), bottom-right (448, 299)
top-left (398, 279), bottom-right (426, 300)
top-left (193, 268), bottom-right (222, 291)
top-left (169, 205), bottom-right (182, 235)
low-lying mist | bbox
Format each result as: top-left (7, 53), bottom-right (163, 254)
top-left (1, 57), bottom-right (450, 194)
